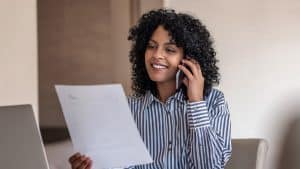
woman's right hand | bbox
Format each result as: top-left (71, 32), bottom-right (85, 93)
top-left (69, 152), bottom-right (93, 169)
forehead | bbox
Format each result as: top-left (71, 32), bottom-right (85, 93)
top-left (150, 25), bottom-right (173, 43)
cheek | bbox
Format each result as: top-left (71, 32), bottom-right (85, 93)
top-left (144, 50), bottom-right (152, 62)
top-left (169, 55), bottom-right (183, 66)
top-left (144, 52), bottom-right (152, 71)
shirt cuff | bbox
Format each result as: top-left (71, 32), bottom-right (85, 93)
top-left (186, 101), bottom-right (210, 129)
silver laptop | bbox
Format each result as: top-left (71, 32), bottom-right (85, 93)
top-left (0, 104), bottom-right (49, 169)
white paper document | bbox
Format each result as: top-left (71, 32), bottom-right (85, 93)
top-left (55, 84), bottom-right (153, 169)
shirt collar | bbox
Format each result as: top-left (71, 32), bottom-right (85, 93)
top-left (173, 89), bottom-right (186, 103)
top-left (143, 89), bottom-right (186, 107)
top-left (144, 90), bottom-right (155, 107)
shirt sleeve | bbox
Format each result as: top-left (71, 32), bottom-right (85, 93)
top-left (185, 92), bottom-right (232, 169)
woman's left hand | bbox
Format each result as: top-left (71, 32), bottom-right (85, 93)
top-left (178, 58), bottom-right (204, 102)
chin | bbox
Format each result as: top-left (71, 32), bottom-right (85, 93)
top-left (149, 74), bottom-right (174, 84)
top-left (149, 76), bottom-right (165, 82)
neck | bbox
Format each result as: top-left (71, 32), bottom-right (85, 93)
top-left (156, 81), bottom-right (176, 103)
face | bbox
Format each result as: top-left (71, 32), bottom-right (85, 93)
top-left (145, 25), bottom-right (184, 85)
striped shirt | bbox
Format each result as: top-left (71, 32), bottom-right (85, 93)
top-left (126, 88), bottom-right (231, 169)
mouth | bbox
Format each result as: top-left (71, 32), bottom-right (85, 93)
top-left (151, 63), bottom-right (168, 70)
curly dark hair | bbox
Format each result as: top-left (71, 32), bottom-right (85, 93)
top-left (128, 8), bottom-right (220, 98)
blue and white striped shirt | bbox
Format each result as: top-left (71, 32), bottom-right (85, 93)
top-left (127, 88), bottom-right (231, 169)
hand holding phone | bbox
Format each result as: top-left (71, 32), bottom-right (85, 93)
top-left (176, 58), bottom-right (205, 101)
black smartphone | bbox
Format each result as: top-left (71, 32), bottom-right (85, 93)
top-left (176, 70), bottom-right (184, 89)
top-left (176, 62), bottom-right (193, 89)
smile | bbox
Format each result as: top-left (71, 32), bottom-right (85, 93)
top-left (151, 63), bottom-right (168, 69)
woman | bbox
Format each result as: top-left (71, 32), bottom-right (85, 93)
top-left (69, 8), bottom-right (231, 169)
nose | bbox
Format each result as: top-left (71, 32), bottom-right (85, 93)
top-left (153, 47), bottom-right (164, 59)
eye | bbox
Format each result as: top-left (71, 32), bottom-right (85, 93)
top-left (166, 47), bottom-right (176, 53)
top-left (147, 43), bottom-right (156, 49)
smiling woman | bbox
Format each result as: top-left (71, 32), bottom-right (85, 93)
top-left (128, 9), bottom-right (220, 99)
top-left (69, 8), bottom-right (232, 169)
top-left (144, 25), bottom-right (184, 94)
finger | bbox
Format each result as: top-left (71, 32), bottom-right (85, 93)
top-left (182, 77), bottom-right (188, 87)
top-left (194, 61), bottom-right (203, 75)
top-left (72, 155), bottom-right (87, 169)
top-left (194, 60), bottom-right (201, 70)
top-left (85, 159), bottom-right (93, 169)
top-left (77, 158), bottom-right (89, 169)
top-left (178, 64), bottom-right (193, 80)
top-left (182, 59), bottom-right (200, 77)
top-left (69, 152), bottom-right (81, 163)
top-left (185, 57), bottom-right (199, 66)
top-left (184, 59), bottom-right (204, 79)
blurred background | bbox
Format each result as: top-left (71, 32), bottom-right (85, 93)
top-left (0, 0), bottom-right (300, 169)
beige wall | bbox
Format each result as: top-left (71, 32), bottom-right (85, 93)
top-left (140, 0), bottom-right (164, 14)
top-left (0, 0), bottom-right (38, 118)
top-left (38, 0), bottom-right (112, 127)
top-left (110, 0), bottom-right (132, 94)
top-left (166, 1), bottom-right (300, 169)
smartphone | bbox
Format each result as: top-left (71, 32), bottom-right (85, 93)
top-left (176, 70), bottom-right (184, 89)
top-left (176, 62), bottom-right (193, 89)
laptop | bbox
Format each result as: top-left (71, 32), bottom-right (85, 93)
top-left (0, 104), bottom-right (49, 169)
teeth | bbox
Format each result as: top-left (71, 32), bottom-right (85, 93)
top-left (152, 64), bottom-right (167, 69)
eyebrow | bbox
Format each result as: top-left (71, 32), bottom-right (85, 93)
top-left (149, 39), bottom-right (177, 45)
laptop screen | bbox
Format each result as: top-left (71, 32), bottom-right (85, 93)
top-left (0, 104), bottom-right (49, 169)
